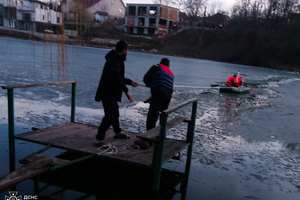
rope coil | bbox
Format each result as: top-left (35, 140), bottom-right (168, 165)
top-left (97, 142), bottom-right (140, 155)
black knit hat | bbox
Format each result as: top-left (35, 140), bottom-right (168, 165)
top-left (160, 58), bottom-right (170, 67)
top-left (115, 40), bottom-right (128, 52)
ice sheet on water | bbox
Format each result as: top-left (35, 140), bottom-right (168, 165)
top-left (1, 73), bottom-right (300, 195)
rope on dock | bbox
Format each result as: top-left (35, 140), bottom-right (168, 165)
top-left (97, 142), bottom-right (140, 155)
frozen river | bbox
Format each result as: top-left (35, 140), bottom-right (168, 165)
top-left (0, 37), bottom-right (300, 199)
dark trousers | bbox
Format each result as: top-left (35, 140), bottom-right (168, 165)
top-left (146, 87), bottom-right (172, 131)
top-left (96, 97), bottom-right (122, 140)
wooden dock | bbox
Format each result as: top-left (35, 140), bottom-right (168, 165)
top-left (15, 122), bottom-right (189, 167)
top-left (1, 81), bottom-right (198, 199)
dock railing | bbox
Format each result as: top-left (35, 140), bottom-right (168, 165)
top-left (152, 98), bottom-right (198, 196)
top-left (1, 82), bottom-right (197, 198)
top-left (2, 81), bottom-right (77, 169)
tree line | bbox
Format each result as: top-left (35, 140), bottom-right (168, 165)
top-left (153, 0), bottom-right (300, 18)
top-left (155, 0), bottom-right (300, 70)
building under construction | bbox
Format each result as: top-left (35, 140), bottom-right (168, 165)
top-left (124, 3), bottom-right (179, 37)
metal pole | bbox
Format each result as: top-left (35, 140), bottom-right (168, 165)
top-left (51, 154), bottom-right (94, 171)
top-left (186, 101), bottom-right (197, 164)
top-left (181, 101), bottom-right (197, 193)
top-left (152, 113), bottom-right (168, 194)
top-left (7, 89), bottom-right (16, 171)
top-left (34, 177), bottom-right (39, 194)
top-left (71, 82), bottom-right (76, 122)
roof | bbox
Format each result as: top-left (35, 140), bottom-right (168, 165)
top-left (29, 0), bottom-right (60, 4)
top-left (72, 0), bottom-right (102, 8)
top-left (126, 3), bottom-right (179, 11)
top-left (179, 12), bottom-right (189, 20)
top-left (209, 13), bottom-right (231, 21)
top-left (95, 11), bottom-right (109, 16)
top-left (72, 0), bottom-right (125, 8)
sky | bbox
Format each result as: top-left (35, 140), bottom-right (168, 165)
top-left (122, 0), bottom-right (237, 11)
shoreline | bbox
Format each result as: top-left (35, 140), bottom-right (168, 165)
top-left (1, 28), bottom-right (299, 73)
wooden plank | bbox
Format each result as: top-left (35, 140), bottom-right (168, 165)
top-left (15, 123), bottom-right (189, 168)
top-left (20, 154), bottom-right (70, 166)
top-left (16, 122), bottom-right (75, 138)
top-left (44, 127), bottom-right (188, 167)
top-left (162, 139), bottom-right (189, 163)
top-left (137, 116), bottom-right (188, 141)
top-left (16, 123), bottom-right (93, 143)
top-left (49, 128), bottom-right (134, 154)
top-left (101, 139), bottom-right (188, 166)
top-left (0, 156), bottom-right (52, 193)
top-left (110, 139), bottom-right (188, 166)
top-left (37, 125), bottom-right (95, 143)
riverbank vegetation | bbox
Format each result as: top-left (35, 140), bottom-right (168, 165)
top-left (158, 0), bottom-right (300, 72)
top-left (159, 25), bottom-right (300, 72)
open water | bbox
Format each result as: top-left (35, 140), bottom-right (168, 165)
top-left (0, 37), bottom-right (300, 199)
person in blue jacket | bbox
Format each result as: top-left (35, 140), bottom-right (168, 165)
top-left (143, 58), bottom-right (174, 130)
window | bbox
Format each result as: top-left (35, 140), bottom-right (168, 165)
top-left (9, 19), bottom-right (13, 27)
top-left (22, 13), bottom-right (31, 21)
top-left (43, 15), bottom-right (44, 20)
top-left (138, 7), bottom-right (146, 16)
top-left (57, 17), bottom-right (60, 23)
top-left (111, 0), bottom-right (115, 5)
top-left (119, 9), bottom-right (122, 15)
top-left (8, 9), bottom-right (16, 18)
top-left (149, 7), bottom-right (157, 17)
top-left (40, 5), bottom-right (43, 9)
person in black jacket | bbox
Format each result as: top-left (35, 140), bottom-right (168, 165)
top-left (94, 40), bottom-right (138, 147)
top-left (143, 58), bottom-right (174, 131)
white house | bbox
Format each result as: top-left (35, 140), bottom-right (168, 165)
top-left (0, 0), bottom-right (62, 32)
top-left (0, 0), bottom-right (23, 28)
top-left (30, 0), bottom-right (62, 32)
top-left (61, 0), bottom-right (125, 36)
top-left (63, 0), bottom-right (125, 20)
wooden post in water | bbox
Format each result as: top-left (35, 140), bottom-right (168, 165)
top-left (71, 82), bottom-right (76, 122)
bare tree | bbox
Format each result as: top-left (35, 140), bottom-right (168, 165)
top-left (209, 0), bottom-right (225, 15)
top-left (267, 0), bottom-right (299, 17)
top-left (265, 0), bottom-right (298, 27)
top-left (184, 0), bottom-right (207, 17)
top-left (230, 0), bottom-right (299, 29)
top-left (171, 0), bottom-right (186, 10)
top-left (231, 0), bottom-right (268, 21)
top-left (69, 1), bottom-right (93, 36)
top-left (292, 2), bottom-right (300, 12)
